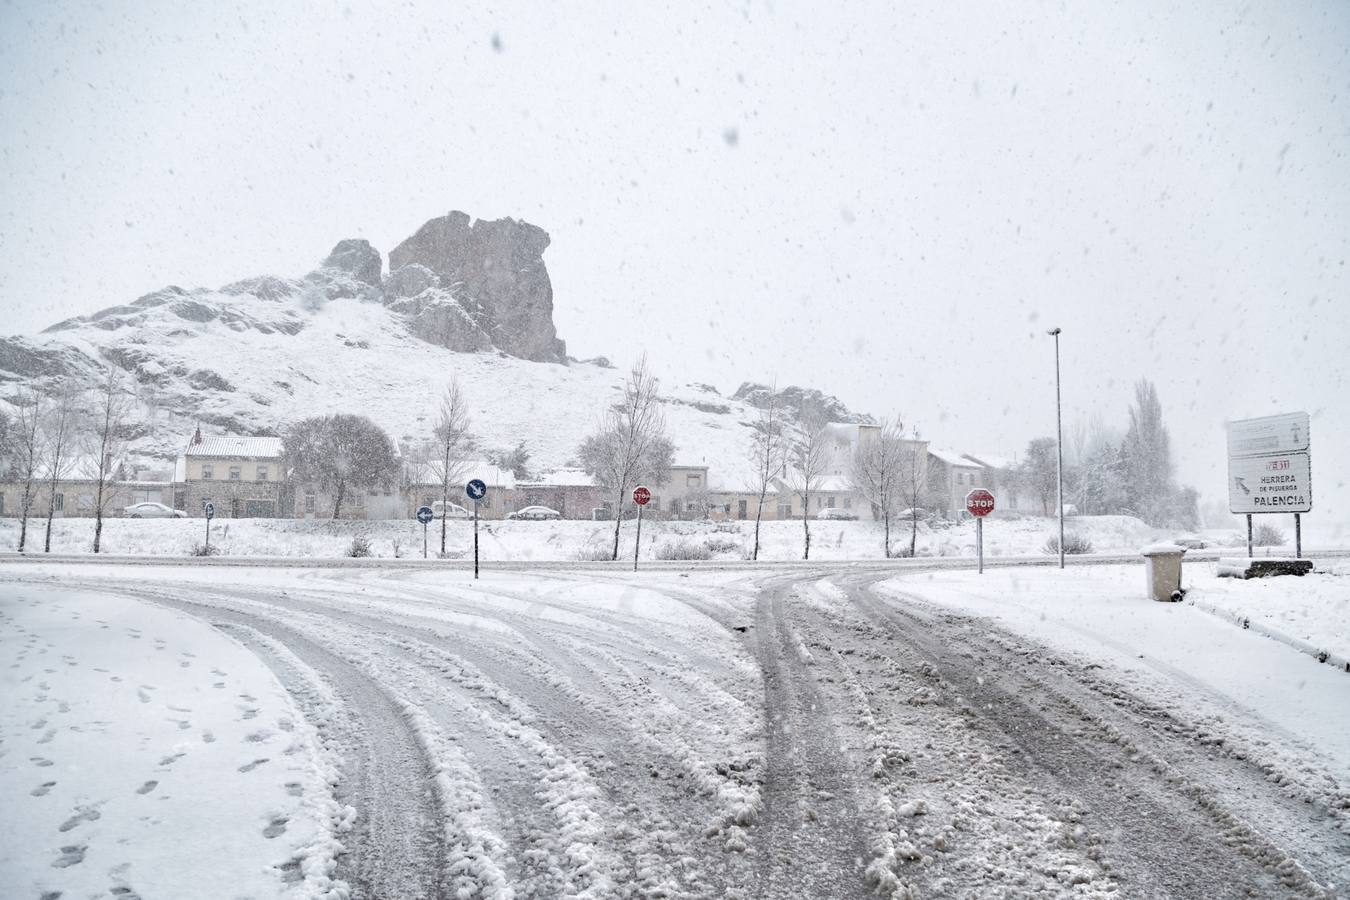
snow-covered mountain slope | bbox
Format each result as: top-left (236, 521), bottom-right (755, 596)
top-left (0, 213), bottom-right (870, 489)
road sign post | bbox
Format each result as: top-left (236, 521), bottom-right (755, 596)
top-left (203, 500), bottom-right (215, 554)
top-left (632, 486), bottom-right (651, 571)
top-left (965, 489), bottom-right (995, 574)
top-left (416, 506), bottom-right (434, 559)
top-left (466, 479), bottom-right (487, 579)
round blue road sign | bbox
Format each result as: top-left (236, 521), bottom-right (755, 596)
top-left (203, 501), bottom-right (215, 520)
top-left (416, 505), bottom-right (434, 525)
top-left (465, 478), bottom-right (488, 502)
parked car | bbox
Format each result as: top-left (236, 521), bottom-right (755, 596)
top-left (896, 508), bottom-right (927, 520)
top-left (1173, 534), bottom-right (1207, 550)
top-left (507, 505), bottom-right (561, 521)
top-left (430, 501), bottom-right (471, 519)
top-left (124, 501), bottom-right (186, 519)
top-left (816, 507), bottom-right (858, 520)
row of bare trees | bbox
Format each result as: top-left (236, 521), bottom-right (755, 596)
top-left (4, 366), bottom-right (133, 553)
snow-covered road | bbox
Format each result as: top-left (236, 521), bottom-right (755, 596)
top-left (2, 563), bottom-right (1345, 899)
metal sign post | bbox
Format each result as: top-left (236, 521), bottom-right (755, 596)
top-left (965, 490), bottom-right (995, 574)
top-left (203, 500), bottom-right (215, 553)
top-left (416, 506), bottom-right (433, 559)
top-left (466, 480), bottom-right (487, 579)
top-left (632, 486), bottom-right (651, 571)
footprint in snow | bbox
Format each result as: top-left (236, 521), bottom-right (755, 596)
top-left (58, 805), bottom-right (101, 832)
top-left (158, 752), bottom-right (185, 767)
top-left (51, 845), bottom-right (85, 868)
top-left (110, 887), bottom-right (143, 899)
top-left (40, 890), bottom-right (62, 900)
top-left (237, 758), bottom-right (269, 773)
top-left (240, 708), bottom-right (259, 720)
top-left (32, 718), bottom-right (48, 729)
top-left (136, 780), bottom-right (158, 795)
top-left (201, 731), bottom-right (216, 744)
top-left (285, 782), bottom-right (303, 797)
top-left (210, 668), bottom-right (226, 676)
top-left (32, 756), bottom-right (54, 767)
top-left (136, 690), bottom-right (152, 704)
top-left (39, 728), bottom-right (57, 744)
top-left (263, 816), bottom-right (288, 839)
top-left (31, 781), bottom-right (56, 797)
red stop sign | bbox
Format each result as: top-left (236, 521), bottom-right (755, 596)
top-left (633, 485), bottom-right (651, 506)
top-left (965, 489), bottom-right (995, 518)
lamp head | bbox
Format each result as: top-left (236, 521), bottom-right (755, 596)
top-left (1046, 327), bottom-right (1062, 336)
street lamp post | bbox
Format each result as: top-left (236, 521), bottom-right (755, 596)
top-left (1047, 327), bottom-right (1065, 569)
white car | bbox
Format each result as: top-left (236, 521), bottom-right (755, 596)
top-left (816, 507), bottom-right (858, 520)
top-left (124, 501), bottom-right (186, 519)
top-left (430, 501), bottom-right (471, 519)
top-left (507, 505), bottom-right (561, 521)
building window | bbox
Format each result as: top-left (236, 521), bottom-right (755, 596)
top-left (778, 503), bottom-right (792, 519)
top-left (78, 493), bottom-right (94, 511)
top-left (201, 464), bottom-right (213, 480)
top-left (686, 474), bottom-right (702, 488)
top-left (257, 466), bottom-right (269, 481)
top-left (229, 466), bottom-right (241, 481)
top-left (304, 493), bottom-right (315, 513)
top-left (843, 497), bottom-right (852, 509)
top-left (54, 493), bottom-right (64, 511)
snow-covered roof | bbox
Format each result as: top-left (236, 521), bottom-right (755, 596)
top-left (927, 447), bottom-right (982, 468)
top-left (186, 435), bottom-right (284, 459)
top-left (962, 452), bottom-right (1013, 470)
top-left (817, 475), bottom-right (853, 492)
top-left (524, 468), bottom-right (596, 488)
top-left (408, 461), bottom-right (516, 490)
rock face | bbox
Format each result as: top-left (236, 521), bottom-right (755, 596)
top-left (732, 383), bottom-right (874, 425)
top-left (388, 212), bottom-right (567, 363)
top-left (323, 239), bottom-right (383, 287)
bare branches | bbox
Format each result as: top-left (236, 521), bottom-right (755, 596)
top-left (850, 418), bottom-right (905, 556)
top-left (433, 376), bottom-right (473, 554)
top-left (748, 384), bottom-right (785, 561)
top-left (85, 366), bottom-right (133, 553)
top-left (788, 418), bottom-right (830, 560)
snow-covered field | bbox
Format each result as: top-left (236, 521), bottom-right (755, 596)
top-left (9, 512), bottom-right (1344, 563)
top-left (2, 560), bottom-right (1346, 898)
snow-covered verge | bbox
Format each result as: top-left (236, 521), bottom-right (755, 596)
top-left (876, 565), bottom-right (1350, 784)
top-left (1190, 557), bottom-right (1350, 664)
top-left (0, 585), bottom-right (347, 899)
top-left (9, 513), bottom-right (1328, 562)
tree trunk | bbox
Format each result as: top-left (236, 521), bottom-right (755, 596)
top-left (752, 491), bottom-right (765, 561)
top-left (610, 488), bottom-right (624, 560)
top-left (910, 515), bottom-right (918, 557)
top-left (18, 482), bottom-right (31, 552)
top-left (440, 482), bottom-right (449, 556)
top-left (883, 512), bottom-right (890, 558)
top-left (332, 480), bottom-right (345, 519)
top-left (802, 493), bottom-right (810, 560)
top-left (44, 487), bottom-right (56, 553)
top-left (93, 480), bottom-right (105, 554)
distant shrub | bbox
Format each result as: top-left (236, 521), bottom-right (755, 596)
top-left (704, 536), bottom-right (742, 555)
top-left (573, 545), bottom-right (613, 561)
top-left (654, 539), bottom-right (713, 561)
top-left (190, 542), bottom-right (221, 557)
top-left (1253, 523), bottom-right (1286, 547)
top-left (1043, 533), bottom-right (1094, 555)
top-left (887, 545), bottom-right (915, 558)
top-left (347, 535), bottom-right (372, 558)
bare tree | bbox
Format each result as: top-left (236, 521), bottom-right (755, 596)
top-left (850, 419), bottom-right (905, 557)
top-left (84, 366), bottom-right (132, 553)
top-left (577, 356), bottom-right (673, 560)
top-left (895, 427), bottom-right (932, 557)
top-left (431, 377), bottom-right (472, 556)
top-left (747, 385), bottom-right (786, 561)
top-left (788, 419), bottom-right (830, 560)
top-left (11, 391), bottom-right (43, 553)
top-left (42, 385), bottom-right (79, 553)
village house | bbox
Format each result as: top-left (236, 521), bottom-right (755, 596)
top-left (514, 468), bottom-right (603, 519)
top-left (403, 462), bottom-right (517, 520)
top-left (179, 431), bottom-right (287, 518)
top-left (0, 461), bottom-right (174, 519)
top-left (925, 447), bottom-right (987, 518)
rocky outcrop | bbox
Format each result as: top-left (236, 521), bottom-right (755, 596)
top-left (322, 239), bottom-right (382, 287)
top-left (385, 288), bottom-right (493, 353)
top-left (388, 212), bottom-right (566, 363)
top-left (732, 383), bottom-right (874, 425)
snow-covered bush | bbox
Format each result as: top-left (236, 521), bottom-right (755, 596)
top-left (1253, 523), bottom-right (1286, 547)
top-left (704, 536), bottom-right (742, 555)
top-left (1043, 533), bottom-right (1094, 555)
top-left (654, 539), bottom-right (713, 561)
top-left (190, 541), bottom-right (221, 557)
top-left (573, 545), bottom-right (613, 561)
top-left (347, 535), bottom-right (372, 558)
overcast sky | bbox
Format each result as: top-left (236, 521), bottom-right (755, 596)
top-left (2, 0), bottom-right (1347, 527)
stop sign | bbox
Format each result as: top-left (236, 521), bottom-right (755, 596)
top-left (965, 489), bottom-right (995, 518)
top-left (633, 485), bottom-right (651, 506)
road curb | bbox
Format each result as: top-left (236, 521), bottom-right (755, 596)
top-left (1185, 595), bottom-right (1350, 675)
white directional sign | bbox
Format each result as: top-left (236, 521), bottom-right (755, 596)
top-left (1227, 451), bottom-right (1312, 514)
top-left (1227, 411), bottom-right (1310, 457)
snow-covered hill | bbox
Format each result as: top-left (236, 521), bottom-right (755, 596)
top-left (0, 212), bottom-right (869, 489)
